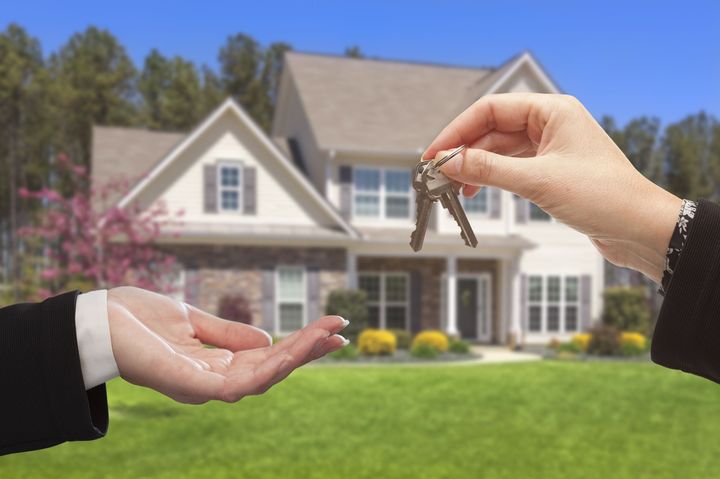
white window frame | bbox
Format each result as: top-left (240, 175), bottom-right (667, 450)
top-left (275, 266), bottom-right (307, 335)
top-left (461, 188), bottom-right (491, 217)
top-left (218, 161), bottom-right (243, 213)
top-left (527, 274), bottom-right (581, 334)
top-left (358, 271), bottom-right (410, 330)
top-left (352, 167), bottom-right (413, 220)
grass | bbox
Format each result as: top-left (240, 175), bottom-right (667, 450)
top-left (2, 361), bottom-right (720, 478)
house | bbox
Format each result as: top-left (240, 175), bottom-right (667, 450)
top-left (92, 51), bottom-right (604, 345)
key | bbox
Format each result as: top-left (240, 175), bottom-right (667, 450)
top-left (410, 162), bottom-right (434, 252)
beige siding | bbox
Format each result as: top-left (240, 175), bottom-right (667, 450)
top-left (135, 110), bottom-right (336, 228)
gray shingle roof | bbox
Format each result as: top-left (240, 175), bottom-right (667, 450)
top-left (92, 126), bottom-right (184, 206)
top-left (283, 52), bottom-right (500, 153)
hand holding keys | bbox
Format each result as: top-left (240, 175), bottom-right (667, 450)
top-left (410, 145), bottom-right (479, 252)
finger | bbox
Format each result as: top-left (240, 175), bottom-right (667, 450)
top-left (437, 147), bottom-right (541, 195)
top-left (186, 304), bottom-right (272, 351)
top-left (469, 130), bottom-right (537, 157)
top-left (462, 185), bottom-right (482, 198)
top-left (423, 92), bottom-right (552, 160)
top-left (272, 315), bottom-right (348, 353)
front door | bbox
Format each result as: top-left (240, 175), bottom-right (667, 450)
top-left (456, 275), bottom-right (492, 341)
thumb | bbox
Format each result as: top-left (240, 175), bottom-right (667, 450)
top-left (437, 148), bottom-right (536, 195)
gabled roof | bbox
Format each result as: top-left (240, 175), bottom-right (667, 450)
top-left (280, 51), bottom-right (560, 153)
top-left (102, 98), bottom-right (358, 238)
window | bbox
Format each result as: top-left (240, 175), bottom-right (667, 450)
top-left (358, 272), bottom-right (409, 329)
top-left (527, 275), bottom-right (581, 333)
top-left (353, 168), bottom-right (412, 219)
top-left (218, 163), bottom-right (242, 212)
top-left (276, 267), bottom-right (306, 333)
top-left (462, 188), bottom-right (488, 215)
top-left (529, 202), bottom-right (551, 221)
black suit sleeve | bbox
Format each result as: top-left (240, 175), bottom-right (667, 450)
top-left (0, 291), bottom-right (108, 456)
top-left (652, 199), bottom-right (720, 384)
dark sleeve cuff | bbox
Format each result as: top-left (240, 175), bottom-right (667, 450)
top-left (651, 199), bottom-right (720, 383)
top-left (0, 291), bottom-right (109, 456)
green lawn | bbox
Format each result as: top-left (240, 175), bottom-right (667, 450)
top-left (2, 361), bottom-right (720, 478)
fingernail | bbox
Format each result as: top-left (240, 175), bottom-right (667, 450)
top-left (334, 334), bottom-right (350, 347)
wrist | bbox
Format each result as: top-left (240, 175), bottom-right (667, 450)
top-left (625, 183), bottom-right (683, 283)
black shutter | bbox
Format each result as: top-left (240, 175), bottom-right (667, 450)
top-left (204, 165), bottom-right (218, 213)
top-left (261, 267), bottom-right (275, 333)
top-left (339, 166), bottom-right (353, 220)
top-left (580, 275), bottom-right (592, 330)
top-left (306, 267), bottom-right (320, 323)
top-left (410, 271), bottom-right (422, 333)
top-left (490, 188), bottom-right (502, 218)
top-left (243, 167), bottom-right (257, 215)
top-left (515, 196), bottom-right (528, 223)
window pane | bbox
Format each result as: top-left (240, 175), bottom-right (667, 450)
top-left (386, 306), bottom-right (406, 330)
top-left (565, 277), bottom-right (579, 302)
top-left (367, 305), bottom-right (380, 328)
top-left (547, 276), bottom-right (560, 302)
top-left (386, 196), bottom-right (410, 218)
top-left (355, 195), bottom-right (380, 216)
top-left (220, 166), bottom-right (239, 187)
top-left (279, 304), bottom-right (303, 331)
top-left (278, 268), bottom-right (304, 300)
top-left (385, 170), bottom-right (410, 193)
top-left (547, 305), bottom-right (560, 331)
top-left (354, 169), bottom-right (380, 191)
top-left (359, 275), bottom-right (380, 302)
top-left (530, 202), bottom-right (551, 221)
top-left (529, 276), bottom-right (542, 302)
top-left (529, 305), bottom-right (542, 332)
top-left (463, 189), bottom-right (488, 214)
top-left (565, 305), bottom-right (578, 331)
top-left (221, 191), bottom-right (239, 210)
top-left (385, 275), bottom-right (407, 302)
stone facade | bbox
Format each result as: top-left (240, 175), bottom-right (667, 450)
top-left (165, 245), bottom-right (347, 328)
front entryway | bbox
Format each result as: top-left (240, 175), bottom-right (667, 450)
top-left (457, 274), bottom-right (492, 341)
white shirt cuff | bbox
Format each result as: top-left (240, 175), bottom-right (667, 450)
top-left (75, 290), bottom-right (120, 390)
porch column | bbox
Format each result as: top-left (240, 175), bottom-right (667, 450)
top-left (509, 256), bottom-right (522, 345)
top-left (446, 256), bottom-right (459, 336)
top-left (346, 252), bottom-right (357, 289)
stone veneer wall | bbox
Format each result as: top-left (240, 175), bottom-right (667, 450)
top-left (164, 245), bottom-right (347, 328)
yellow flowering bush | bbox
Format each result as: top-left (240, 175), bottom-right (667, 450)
top-left (412, 330), bottom-right (449, 353)
top-left (358, 329), bottom-right (397, 355)
top-left (621, 332), bottom-right (647, 354)
top-left (571, 333), bottom-right (591, 352)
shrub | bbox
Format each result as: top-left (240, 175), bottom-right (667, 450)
top-left (587, 324), bottom-right (621, 356)
top-left (328, 343), bottom-right (359, 360)
top-left (390, 329), bottom-right (412, 350)
top-left (621, 332), bottom-right (647, 356)
top-left (412, 330), bottom-right (449, 353)
top-left (358, 329), bottom-right (397, 356)
top-left (557, 342), bottom-right (582, 354)
top-left (218, 293), bottom-right (253, 324)
top-left (571, 333), bottom-right (591, 352)
top-left (411, 343), bottom-right (439, 359)
top-left (325, 289), bottom-right (368, 340)
top-left (602, 287), bottom-right (651, 333)
top-left (449, 339), bottom-right (471, 354)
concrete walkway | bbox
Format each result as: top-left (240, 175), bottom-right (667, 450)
top-left (316, 346), bottom-right (542, 368)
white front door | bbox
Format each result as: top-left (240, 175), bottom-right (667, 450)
top-left (456, 273), bottom-right (492, 342)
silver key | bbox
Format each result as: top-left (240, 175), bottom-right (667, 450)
top-left (409, 145), bottom-right (478, 251)
top-left (410, 162), bottom-right (434, 252)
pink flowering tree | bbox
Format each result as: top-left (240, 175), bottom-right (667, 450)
top-left (19, 154), bottom-right (183, 299)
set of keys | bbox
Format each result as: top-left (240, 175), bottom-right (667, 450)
top-left (410, 145), bottom-right (478, 252)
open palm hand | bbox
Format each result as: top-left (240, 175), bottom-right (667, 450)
top-left (106, 286), bottom-right (348, 404)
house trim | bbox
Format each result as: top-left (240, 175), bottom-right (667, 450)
top-left (117, 97), bottom-right (359, 238)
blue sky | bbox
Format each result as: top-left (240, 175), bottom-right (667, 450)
top-left (3, 0), bottom-right (718, 126)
